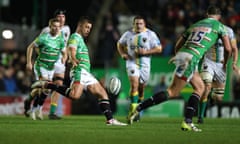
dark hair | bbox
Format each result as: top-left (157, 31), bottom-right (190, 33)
top-left (78, 16), bottom-right (92, 24)
top-left (54, 9), bottom-right (66, 17)
top-left (133, 15), bottom-right (146, 22)
top-left (207, 5), bottom-right (221, 15)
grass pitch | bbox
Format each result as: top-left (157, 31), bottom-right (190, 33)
top-left (0, 115), bottom-right (239, 144)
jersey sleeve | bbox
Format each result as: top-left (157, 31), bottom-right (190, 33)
top-left (227, 26), bottom-right (235, 41)
top-left (149, 31), bottom-right (161, 48)
top-left (219, 23), bottom-right (228, 38)
top-left (33, 35), bottom-right (42, 47)
top-left (67, 34), bottom-right (78, 49)
top-left (118, 31), bottom-right (129, 46)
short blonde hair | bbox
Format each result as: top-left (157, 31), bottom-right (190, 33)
top-left (48, 18), bottom-right (60, 26)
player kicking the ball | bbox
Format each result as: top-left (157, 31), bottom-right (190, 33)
top-left (31, 16), bottom-right (127, 126)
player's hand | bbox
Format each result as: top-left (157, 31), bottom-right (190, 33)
top-left (137, 48), bottom-right (146, 56)
top-left (121, 53), bottom-right (131, 60)
top-left (71, 59), bottom-right (80, 67)
top-left (26, 63), bottom-right (32, 71)
top-left (135, 47), bottom-right (147, 57)
top-left (222, 64), bottom-right (227, 72)
top-left (232, 63), bottom-right (239, 74)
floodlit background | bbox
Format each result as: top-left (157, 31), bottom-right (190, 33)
top-left (0, 0), bottom-right (240, 117)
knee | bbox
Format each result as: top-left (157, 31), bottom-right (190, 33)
top-left (53, 76), bottom-right (64, 85)
top-left (193, 79), bottom-right (205, 96)
top-left (70, 95), bottom-right (81, 100)
top-left (69, 90), bottom-right (81, 100)
top-left (202, 84), bottom-right (212, 99)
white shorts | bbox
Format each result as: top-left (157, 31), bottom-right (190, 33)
top-left (70, 68), bottom-right (98, 90)
top-left (34, 64), bottom-right (54, 81)
top-left (172, 52), bottom-right (195, 82)
top-left (54, 59), bottom-right (66, 74)
top-left (200, 57), bottom-right (226, 83)
top-left (126, 64), bottom-right (150, 84)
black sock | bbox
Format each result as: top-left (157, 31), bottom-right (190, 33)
top-left (46, 83), bottom-right (58, 90)
top-left (24, 95), bottom-right (33, 111)
top-left (38, 92), bottom-right (48, 106)
top-left (137, 91), bottom-right (168, 112)
top-left (33, 96), bottom-right (39, 107)
top-left (185, 93), bottom-right (200, 123)
top-left (47, 84), bottom-right (72, 100)
top-left (99, 99), bottom-right (113, 121)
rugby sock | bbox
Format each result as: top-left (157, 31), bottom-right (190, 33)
top-left (38, 92), bottom-right (48, 106)
top-left (33, 96), bottom-right (39, 108)
top-left (50, 103), bottom-right (57, 115)
top-left (130, 91), bottom-right (139, 103)
top-left (137, 91), bottom-right (168, 112)
top-left (47, 83), bottom-right (72, 99)
top-left (31, 89), bottom-right (41, 108)
top-left (198, 99), bottom-right (208, 119)
top-left (185, 93), bottom-right (200, 123)
top-left (137, 96), bottom-right (144, 115)
top-left (24, 95), bottom-right (33, 113)
top-left (99, 99), bottom-right (113, 120)
top-left (129, 91), bottom-right (139, 115)
top-left (46, 83), bottom-right (58, 90)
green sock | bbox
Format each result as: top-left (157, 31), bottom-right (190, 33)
top-left (130, 91), bottom-right (139, 103)
top-left (49, 104), bottom-right (57, 115)
top-left (198, 101), bottom-right (207, 119)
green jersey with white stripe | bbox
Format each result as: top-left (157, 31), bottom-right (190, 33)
top-left (34, 32), bottom-right (65, 70)
top-left (68, 33), bottom-right (91, 72)
top-left (180, 18), bottom-right (227, 59)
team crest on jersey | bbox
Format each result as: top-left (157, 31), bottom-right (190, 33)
top-left (176, 66), bottom-right (184, 73)
top-left (142, 37), bottom-right (147, 43)
top-left (203, 63), bottom-right (208, 69)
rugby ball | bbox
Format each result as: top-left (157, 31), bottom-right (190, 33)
top-left (107, 77), bottom-right (121, 95)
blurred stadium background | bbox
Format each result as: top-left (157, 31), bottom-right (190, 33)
top-left (0, 0), bottom-right (240, 118)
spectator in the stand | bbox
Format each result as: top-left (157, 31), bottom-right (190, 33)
top-left (0, 70), bottom-right (6, 92)
top-left (161, 38), bottom-right (174, 56)
top-left (2, 66), bottom-right (19, 94)
top-left (12, 53), bottom-right (32, 94)
top-left (16, 69), bottom-right (32, 94)
top-left (97, 12), bottom-right (120, 67)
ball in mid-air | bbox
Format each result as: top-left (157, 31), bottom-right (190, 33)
top-left (107, 77), bottom-right (121, 95)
